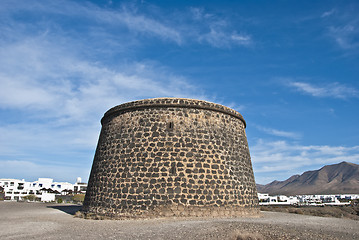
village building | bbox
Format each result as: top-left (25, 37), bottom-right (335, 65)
top-left (0, 177), bottom-right (87, 202)
top-left (258, 192), bottom-right (359, 206)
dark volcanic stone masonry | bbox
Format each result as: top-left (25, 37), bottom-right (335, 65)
top-left (82, 98), bottom-right (259, 219)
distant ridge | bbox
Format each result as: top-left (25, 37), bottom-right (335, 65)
top-left (256, 162), bottom-right (359, 195)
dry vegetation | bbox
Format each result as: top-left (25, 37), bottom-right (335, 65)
top-left (261, 203), bottom-right (359, 220)
top-left (230, 230), bottom-right (264, 240)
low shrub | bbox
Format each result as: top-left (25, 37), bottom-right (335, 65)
top-left (72, 194), bottom-right (85, 203)
top-left (231, 230), bottom-right (264, 240)
top-left (288, 208), bottom-right (303, 215)
top-left (23, 194), bottom-right (37, 202)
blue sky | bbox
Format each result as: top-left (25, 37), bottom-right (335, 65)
top-left (1, 0), bottom-right (358, 184)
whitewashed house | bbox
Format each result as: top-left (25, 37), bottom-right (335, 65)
top-left (258, 193), bottom-right (299, 205)
top-left (258, 193), bottom-right (269, 202)
top-left (0, 177), bottom-right (87, 202)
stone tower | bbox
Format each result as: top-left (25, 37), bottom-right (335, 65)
top-left (82, 98), bottom-right (258, 219)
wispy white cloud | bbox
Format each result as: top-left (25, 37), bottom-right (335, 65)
top-left (328, 24), bottom-right (359, 49)
top-left (254, 125), bottom-right (301, 139)
top-left (0, 1), bottom-right (252, 49)
top-left (0, 1), bottom-right (211, 182)
top-left (0, 35), bottom-right (204, 159)
top-left (321, 9), bottom-right (336, 18)
top-left (251, 139), bottom-right (359, 183)
top-left (0, 55), bottom-right (203, 182)
top-left (93, 5), bottom-right (183, 44)
top-left (321, 7), bottom-right (359, 50)
top-left (200, 29), bottom-right (252, 48)
top-left (0, 0), bottom-right (253, 124)
top-left (190, 7), bottom-right (253, 48)
top-left (286, 81), bottom-right (358, 99)
top-left (0, 35), bottom-right (203, 120)
top-left (0, 0), bottom-right (183, 45)
top-left (231, 33), bottom-right (252, 44)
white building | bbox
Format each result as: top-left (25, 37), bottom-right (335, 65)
top-left (258, 193), bottom-right (269, 202)
top-left (0, 177), bottom-right (87, 202)
top-left (0, 178), bottom-right (28, 201)
top-left (337, 194), bottom-right (359, 200)
top-left (258, 192), bottom-right (357, 206)
top-left (258, 193), bottom-right (299, 205)
top-left (73, 177), bottom-right (88, 194)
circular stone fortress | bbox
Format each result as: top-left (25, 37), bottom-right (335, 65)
top-left (82, 98), bottom-right (259, 219)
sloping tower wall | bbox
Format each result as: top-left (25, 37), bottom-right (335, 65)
top-left (83, 98), bottom-right (258, 218)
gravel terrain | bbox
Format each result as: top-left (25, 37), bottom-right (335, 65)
top-left (1, 202), bottom-right (358, 240)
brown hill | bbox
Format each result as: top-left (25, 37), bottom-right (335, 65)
top-left (256, 161), bottom-right (359, 195)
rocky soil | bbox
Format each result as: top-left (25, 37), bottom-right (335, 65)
top-left (1, 202), bottom-right (358, 240)
top-left (260, 205), bottom-right (359, 221)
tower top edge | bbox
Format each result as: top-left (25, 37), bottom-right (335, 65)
top-left (103, 98), bottom-right (246, 127)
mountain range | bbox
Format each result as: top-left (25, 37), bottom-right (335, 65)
top-left (256, 161), bottom-right (359, 195)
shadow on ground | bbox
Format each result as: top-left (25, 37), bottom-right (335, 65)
top-left (47, 205), bottom-right (82, 215)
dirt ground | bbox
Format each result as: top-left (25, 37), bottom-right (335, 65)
top-left (1, 202), bottom-right (358, 240)
top-left (260, 205), bottom-right (359, 221)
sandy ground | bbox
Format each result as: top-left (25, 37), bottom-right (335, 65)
top-left (0, 202), bottom-right (358, 240)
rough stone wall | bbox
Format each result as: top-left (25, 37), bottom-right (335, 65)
top-left (82, 98), bottom-right (259, 219)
